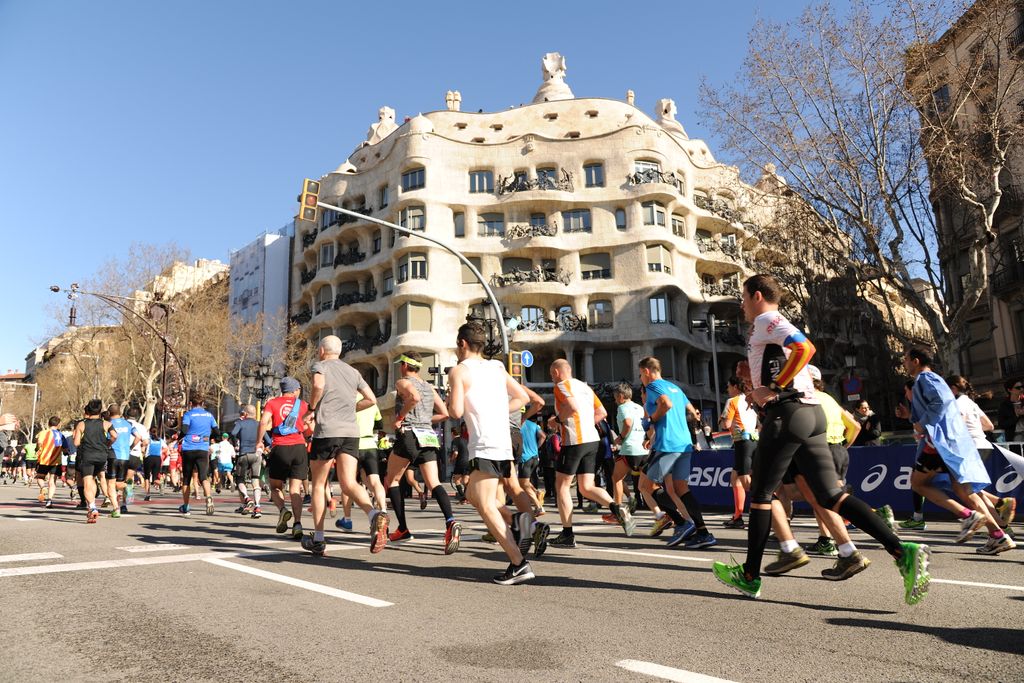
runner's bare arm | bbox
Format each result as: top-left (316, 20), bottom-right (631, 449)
top-left (523, 386), bottom-right (545, 420)
top-left (446, 365), bottom-right (466, 419)
top-left (355, 383), bottom-right (376, 412)
top-left (841, 409), bottom-right (861, 445)
top-left (506, 373), bottom-right (529, 414)
top-left (430, 388), bottom-right (450, 424)
top-left (310, 372), bottom-right (326, 412)
top-left (256, 411), bottom-right (273, 452)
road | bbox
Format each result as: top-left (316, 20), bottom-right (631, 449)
top-left (0, 481), bottom-right (1021, 682)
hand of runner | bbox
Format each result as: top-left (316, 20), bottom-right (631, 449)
top-left (894, 403), bottom-right (910, 420)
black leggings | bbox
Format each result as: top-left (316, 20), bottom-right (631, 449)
top-left (750, 401), bottom-right (842, 509)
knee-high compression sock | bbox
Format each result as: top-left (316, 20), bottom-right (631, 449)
top-left (733, 485), bottom-right (746, 519)
top-left (912, 491), bottom-right (925, 519)
top-left (744, 507), bottom-right (773, 580)
top-left (680, 490), bottom-right (707, 531)
top-left (838, 496), bottom-right (902, 556)
top-left (388, 486), bottom-right (407, 531)
top-left (653, 489), bottom-right (687, 526)
top-left (432, 486), bottom-right (454, 522)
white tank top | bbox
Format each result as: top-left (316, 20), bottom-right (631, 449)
top-left (462, 358), bottom-right (513, 461)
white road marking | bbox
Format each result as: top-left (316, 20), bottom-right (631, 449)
top-left (117, 539), bottom-right (291, 553)
top-left (615, 659), bottom-right (738, 682)
top-left (203, 557), bottom-right (392, 607)
top-left (580, 546), bottom-right (714, 563)
top-left (13, 518), bottom-right (40, 522)
top-left (116, 544), bottom-right (190, 553)
top-left (932, 578), bottom-right (1024, 592)
top-left (0, 552), bottom-right (62, 563)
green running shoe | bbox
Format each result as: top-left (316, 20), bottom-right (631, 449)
top-left (712, 560), bottom-right (762, 599)
top-left (898, 518), bottom-right (927, 531)
top-left (895, 542), bottom-right (931, 605)
top-left (875, 504), bottom-right (897, 534)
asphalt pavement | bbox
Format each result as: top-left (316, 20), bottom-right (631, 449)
top-left (0, 480), bottom-right (1021, 683)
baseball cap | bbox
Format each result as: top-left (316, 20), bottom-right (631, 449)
top-left (280, 376), bottom-right (301, 393)
top-left (807, 365), bottom-right (822, 381)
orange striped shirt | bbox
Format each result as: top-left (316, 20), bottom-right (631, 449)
top-left (554, 378), bottom-right (601, 445)
top-left (35, 428), bottom-right (63, 466)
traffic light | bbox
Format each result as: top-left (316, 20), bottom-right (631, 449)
top-left (508, 351), bottom-right (523, 383)
top-left (297, 179), bottom-right (321, 222)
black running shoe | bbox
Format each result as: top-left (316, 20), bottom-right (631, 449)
top-left (548, 532), bottom-right (576, 549)
top-left (492, 561), bottom-right (535, 585)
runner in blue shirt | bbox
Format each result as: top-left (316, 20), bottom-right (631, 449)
top-left (639, 356), bottom-right (716, 550)
top-left (107, 405), bottom-right (137, 517)
top-left (179, 395), bottom-right (218, 516)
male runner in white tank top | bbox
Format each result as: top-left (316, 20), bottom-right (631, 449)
top-left (446, 322), bottom-right (534, 585)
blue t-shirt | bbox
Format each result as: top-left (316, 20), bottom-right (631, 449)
top-left (110, 417), bottom-right (134, 461)
top-left (644, 379), bottom-right (693, 454)
top-left (231, 418), bottom-right (259, 454)
top-left (520, 419), bottom-right (541, 462)
top-left (181, 408), bottom-right (218, 452)
top-left (147, 439), bottom-right (163, 457)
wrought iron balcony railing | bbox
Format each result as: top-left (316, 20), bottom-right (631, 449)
top-left (491, 267), bottom-right (571, 287)
top-left (334, 250), bottom-right (367, 268)
top-left (626, 168), bottom-right (682, 190)
top-left (290, 307), bottom-right (312, 325)
top-left (334, 289), bottom-right (377, 309)
top-left (505, 222), bottom-right (558, 240)
top-left (341, 328), bottom-right (391, 356)
top-left (300, 268), bottom-right (316, 285)
top-left (1001, 352), bottom-right (1024, 377)
top-left (496, 170), bottom-right (574, 195)
top-left (991, 262), bottom-right (1024, 298)
top-left (700, 281), bottom-right (741, 298)
top-left (302, 231), bottom-right (317, 248)
top-left (518, 314), bottom-right (590, 333)
top-left (581, 268), bottom-right (611, 280)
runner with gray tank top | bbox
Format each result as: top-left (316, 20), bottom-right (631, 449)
top-left (383, 351), bottom-right (461, 554)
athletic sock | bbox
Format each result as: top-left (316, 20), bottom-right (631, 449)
top-left (313, 531), bottom-right (324, 542)
top-left (992, 529), bottom-right (1006, 539)
top-left (817, 535), bottom-right (830, 545)
top-left (562, 526), bottom-right (573, 536)
top-left (431, 486), bottom-right (454, 521)
top-left (388, 486), bottom-right (407, 531)
top-left (837, 496), bottom-right (902, 555)
top-left (744, 507), bottom-right (772, 580)
top-left (779, 539), bottom-right (799, 553)
top-left (732, 485), bottom-right (746, 519)
top-left (838, 542), bottom-right (857, 557)
top-left (959, 507), bottom-right (973, 519)
top-left (680, 490), bottom-right (707, 531)
top-left (653, 490), bottom-right (687, 526)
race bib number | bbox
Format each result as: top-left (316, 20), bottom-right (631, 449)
top-left (411, 428), bottom-right (440, 448)
top-left (190, 435), bottom-right (203, 443)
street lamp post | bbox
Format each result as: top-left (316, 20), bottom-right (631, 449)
top-left (244, 358), bottom-right (279, 418)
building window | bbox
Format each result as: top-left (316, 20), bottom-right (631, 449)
top-left (933, 84), bottom-right (951, 113)
top-left (580, 253), bottom-right (611, 280)
top-left (723, 233), bottom-right (737, 247)
top-left (643, 201), bottom-right (666, 226)
top-left (478, 212), bottom-right (505, 237)
top-left (671, 214), bottom-right (685, 237)
top-left (397, 301), bottom-right (432, 335)
top-left (401, 166), bottom-right (425, 192)
top-left (378, 185), bottom-right (389, 209)
top-left (593, 348), bottom-right (632, 384)
top-left (646, 244), bottom-right (672, 274)
top-left (372, 230), bottom-right (382, 254)
top-left (461, 256), bottom-right (482, 285)
top-left (588, 300), bottom-right (613, 328)
top-left (397, 253), bottom-right (427, 283)
top-left (383, 269), bottom-right (394, 295)
top-left (469, 170), bottom-right (494, 193)
top-left (635, 159), bottom-right (661, 174)
top-left (400, 205), bottom-right (426, 231)
top-left (584, 163), bottom-right (605, 187)
top-left (521, 306), bottom-right (545, 327)
top-left (649, 293), bottom-right (669, 324)
top-left (315, 285), bottom-right (333, 314)
top-left (319, 243), bottom-right (335, 269)
top-left (530, 213), bottom-right (547, 227)
top-left (454, 212), bottom-right (465, 238)
top-left (502, 257), bottom-right (532, 273)
top-left (562, 209), bottom-right (592, 233)
top-left (615, 208), bottom-right (627, 231)
top-left (537, 167), bottom-right (557, 189)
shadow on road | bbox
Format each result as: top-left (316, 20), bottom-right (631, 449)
top-left (826, 617), bottom-right (1024, 655)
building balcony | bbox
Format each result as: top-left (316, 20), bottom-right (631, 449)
top-left (700, 281), bottom-right (740, 298)
top-left (515, 313), bottom-right (590, 333)
top-left (290, 306), bottom-right (312, 325)
top-left (1008, 20), bottom-right (1024, 54)
top-left (580, 268), bottom-right (612, 281)
top-left (334, 289), bottom-right (377, 309)
top-left (314, 300), bottom-right (333, 316)
top-left (625, 169), bottom-right (683, 192)
top-left (991, 262), bottom-right (1024, 298)
top-left (694, 195), bottom-right (742, 223)
top-left (647, 263), bottom-right (673, 275)
top-left (300, 268), bottom-right (317, 285)
top-left (1001, 352), bottom-right (1024, 377)
top-left (496, 171), bottom-right (574, 195)
top-left (302, 231), bottom-right (317, 248)
top-left (341, 328), bottom-right (391, 357)
top-left (714, 328), bottom-right (746, 346)
top-left (491, 267), bottom-right (571, 288)
top-left (505, 222), bottom-right (558, 240)
top-left (334, 249), bottom-right (367, 268)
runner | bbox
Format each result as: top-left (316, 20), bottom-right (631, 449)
top-left (711, 274), bottom-right (931, 604)
top-left (447, 321), bottom-right (535, 584)
top-left (449, 426), bottom-right (470, 503)
top-left (232, 404), bottom-right (264, 518)
top-left (256, 377), bottom-right (309, 540)
top-left (214, 433), bottom-right (235, 491)
top-left (107, 405), bottom-right (138, 517)
top-left (719, 376), bottom-right (758, 528)
top-left (24, 439), bottom-right (38, 483)
top-left (639, 357), bottom-right (716, 549)
top-left (383, 351), bottom-right (461, 553)
top-left (72, 400), bottom-right (118, 523)
top-left (142, 430), bottom-right (163, 501)
top-left (611, 383), bottom-right (646, 517)
top-left (124, 407), bottom-right (150, 507)
top-left (304, 336), bottom-right (380, 557)
top-left (547, 359), bottom-right (635, 548)
top-left (179, 395), bottom-right (218, 516)
top-left (517, 414), bottom-right (544, 513)
top-left (34, 417), bottom-right (64, 508)
top-left (332, 391), bottom-right (389, 553)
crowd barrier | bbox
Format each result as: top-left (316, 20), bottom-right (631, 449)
top-left (685, 443), bottom-right (1024, 515)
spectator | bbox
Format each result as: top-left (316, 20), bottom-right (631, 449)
top-left (851, 400), bottom-right (882, 446)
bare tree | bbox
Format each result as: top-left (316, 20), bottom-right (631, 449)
top-left (699, 0), bottom-right (1024, 371)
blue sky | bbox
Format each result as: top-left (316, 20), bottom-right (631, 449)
top-left (0, 0), bottom-right (820, 372)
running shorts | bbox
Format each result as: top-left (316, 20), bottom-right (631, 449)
top-left (392, 430), bottom-right (438, 466)
top-left (143, 456), bottom-right (162, 481)
top-left (470, 458), bottom-right (512, 479)
top-left (235, 452), bottom-right (262, 479)
top-left (556, 442), bottom-right (600, 476)
top-left (828, 443), bottom-right (849, 481)
top-left (128, 455), bottom-right (143, 472)
top-left (354, 448), bottom-right (380, 477)
top-left (107, 459), bottom-right (129, 482)
top-left (913, 447), bottom-right (948, 474)
top-left (510, 429), bottom-right (523, 460)
top-left (644, 451), bottom-right (693, 485)
top-left (733, 439), bottom-right (756, 476)
top-left (615, 454), bottom-right (644, 471)
top-left (181, 450), bottom-right (211, 482)
top-left (268, 444), bottom-right (310, 481)
top-left (35, 463), bottom-right (61, 477)
top-left (77, 455), bottom-right (107, 478)
top-left (517, 457), bottom-right (538, 481)
top-left (310, 437), bottom-right (360, 462)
